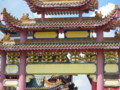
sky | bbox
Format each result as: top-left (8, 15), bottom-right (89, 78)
top-left (0, 0), bottom-right (120, 90)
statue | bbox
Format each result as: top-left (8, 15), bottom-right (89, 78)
top-left (115, 31), bottom-right (120, 38)
top-left (95, 11), bottom-right (102, 18)
top-left (21, 13), bottom-right (30, 20)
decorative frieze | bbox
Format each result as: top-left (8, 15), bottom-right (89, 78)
top-left (83, 51), bottom-right (97, 63)
top-left (55, 52), bottom-right (67, 63)
top-left (7, 52), bottom-right (19, 64)
top-left (41, 52), bottom-right (53, 63)
top-left (27, 52), bottom-right (39, 63)
top-left (104, 51), bottom-right (118, 63)
top-left (70, 52), bottom-right (82, 63)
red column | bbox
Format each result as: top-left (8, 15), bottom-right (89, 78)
top-left (20, 31), bottom-right (27, 43)
top-left (97, 50), bottom-right (104, 90)
top-left (96, 29), bottom-right (103, 42)
top-left (41, 11), bottom-right (45, 22)
top-left (92, 80), bottom-right (97, 90)
top-left (89, 77), bottom-right (97, 90)
top-left (19, 51), bottom-right (26, 90)
top-left (0, 51), bottom-right (6, 90)
top-left (118, 50), bottom-right (120, 66)
top-left (118, 51), bottom-right (120, 89)
top-left (79, 11), bottom-right (82, 20)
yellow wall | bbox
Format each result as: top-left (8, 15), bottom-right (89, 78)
top-left (105, 80), bottom-right (119, 86)
top-left (104, 64), bottom-right (118, 73)
top-left (34, 32), bottom-right (58, 38)
top-left (65, 31), bottom-right (89, 38)
top-left (5, 65), bottom-right (18, 74)
top-left (4, 80), bottom-right (18, 86)
top-left (26, 64), bottom-right (96, 74)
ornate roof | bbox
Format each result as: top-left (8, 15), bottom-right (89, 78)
top-left (25, 0), bottom-right (98, 15)
top-left (1, 6), bottom-right (120, 32)
top-left (0, 32), bottom-right (120, 51)
top-left (26, 77), bottom-right (63, 90)
top-left (0, 40), bottom-right (120, 51)
top-left (0, 21), bottom-right (10, 33)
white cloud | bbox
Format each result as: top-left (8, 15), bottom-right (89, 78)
top-left (0, 32), bottom-right (4, 39)
top-left (73, 75), bottom-right (91, 90)
top-left (90, 3), bottom-right (115, 18)
top-left (33, 13), bottom-right (51, 18)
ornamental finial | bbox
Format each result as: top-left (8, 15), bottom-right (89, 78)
top-left (95, 11), bottom-right (102, 18)
top-left (115, 5), bottom-right (119, 9)
top-left (2, 8), bottom-right (7, 14)
top-left (21, 13), bottom-right (30, 21)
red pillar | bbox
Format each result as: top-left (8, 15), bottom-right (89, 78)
top-left (118, 50), bottom-right (120, 89)
top-left (91, 80), bottom-right (97, 90)
top-left (97, 29), bottom-right (103, 42)
top-left (97, 50), bottom-right (104, 90)
top-left (118, 51), bottom-right (120, 73)
top-left (79, 11), bottom-right (82, 20)
top-left (41, 11), bottom-right (45, 22)
top-left (19, 51), bottom-right (26, 90)
top-left (0, 51), bottom-right (6, 90)
top-left (20, 31), bottom-right (27, 43)
top-left (89, 77), bottom-right (97, 90)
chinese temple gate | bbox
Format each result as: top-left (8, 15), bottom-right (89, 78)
top-left (0, 0), bottom-right (120, 90)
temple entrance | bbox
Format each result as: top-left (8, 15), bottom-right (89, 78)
top-left (5, 87), bottom-right (16, 90)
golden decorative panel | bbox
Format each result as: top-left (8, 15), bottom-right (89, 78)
top-left (104, 80), bottom-right (120, 86)
top-left (4, 79), bottom-right (18, 86)
top-left (7, 53), bottom-right (19, 64)
top-left (104, 64), bottom-right (118, 73)
top-left (65, 31), bottom-right (89, 38)
top-left (34, 32), bottom-right (58, 39)
top-left (5, 65), bottom-right (18, 74)
top-left (26, 64), bottom-right (96, 74)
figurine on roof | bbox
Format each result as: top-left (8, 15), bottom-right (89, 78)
top-left (21, 13), bottom-right (30, 21)
top-left (95, 11), bottom-right (102, 18)
top-left (115, 30), bottom-right (120, 38)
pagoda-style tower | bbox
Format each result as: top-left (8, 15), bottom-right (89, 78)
top-left (0, 0), bottom-right (120, 90)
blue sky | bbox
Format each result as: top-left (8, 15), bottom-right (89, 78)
top-left (0, 0), bottom-right (120, 90)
